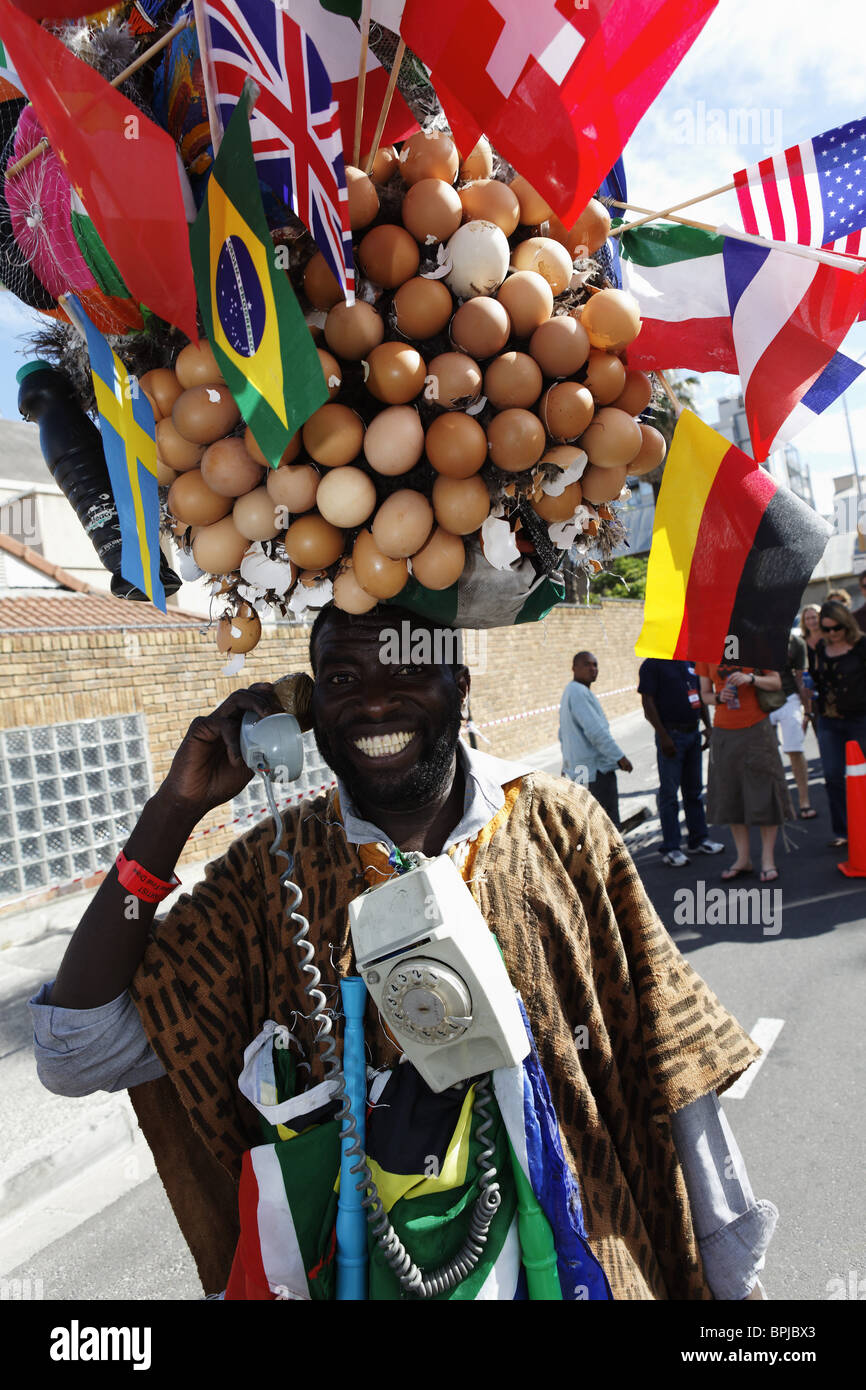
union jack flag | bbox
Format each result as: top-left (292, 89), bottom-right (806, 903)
top-left (204, 0), bottom-right (355, 303)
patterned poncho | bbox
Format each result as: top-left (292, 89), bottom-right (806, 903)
top-left (129, 773), bottom-right (759, 1299)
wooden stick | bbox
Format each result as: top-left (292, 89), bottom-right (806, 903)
top-left (613, 180), bottom-right (736, 233)
top-left (656, 370), bottom-right (684, 417)
top-left (363, 38), bottom-right (405, 176)
top-left (5, 16), bottom-right (193, 181)
top-left (609, 199), bottom-right (865, 274)
top-left (352, 0), bottom-right (372, 168)
top-left (192, 0), bottom-right (224, 158)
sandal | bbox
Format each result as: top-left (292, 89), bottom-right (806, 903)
top-left (828, 836), bottom-right (848, 848)
top-left (798, 807), bottom-right (817, 819)
top-left (760, 867), bottom-right (780, 883)
top-left (721, 864), bottom-right (753, 880)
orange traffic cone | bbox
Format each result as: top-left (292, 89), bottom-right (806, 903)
top-left (838, 741), bottom-right (866, 876)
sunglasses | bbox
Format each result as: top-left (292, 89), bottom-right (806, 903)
top-left (821, 624), bottom-right (844, 633)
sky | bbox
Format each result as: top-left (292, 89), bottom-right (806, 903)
top-left (0, 0), bottom-right (865, 514)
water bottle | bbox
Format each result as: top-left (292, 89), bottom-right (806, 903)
top-left (16, 361), bottom-right (180, 601)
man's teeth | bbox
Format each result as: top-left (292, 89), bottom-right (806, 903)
top-left (353, 731), bottom-right (415, 758)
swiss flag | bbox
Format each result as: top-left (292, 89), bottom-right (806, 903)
top-left (400, 0), bottom-right (718, 227)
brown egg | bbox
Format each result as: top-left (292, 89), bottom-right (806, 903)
top-left (496, 271), bottom-right (553, 338)
top-left (579, 408), bottom-right (643, 469)
top-left (358, 224), bottom-right (420, 288)
top-left (325, 300), bottom-right (384, 360)
top-left (155, 458), bottom-right (178, 487)
top-left (484, 352), bottom-right (543, 409)
top-left (284, 514), bottom-right (344, 568)
top-left (458, 136), bottom-right (493, 182)
top-left (583, 349), bottom-right (627, 405)
top-left (540, 382), bottom-right (595, 440)
top-left (529, 315), bottom-right (590, 378)
top-left (628, 423), bottom-right (667, 475)
top-left (540, 444), bottom-right (586, 471)
top-left (216, 603), bottom-right (261, 655)
top-left (192, 515), bottom-right (251, 573)
top-left (431, 474), bottom-right (490, 534)
top-left (316, 348), bottom-right (342, 401)
top-left (244, 426), bottom-right (300, 467)
top-left (201, 438), bottom-right (264, 497)
top-left (393, 277), bottom-right (454, 340)
top-left (612, 369), bottom-right (653, 417)
top-left (511, 237), bottom-right (574, 295)
top-left (368, 146), bottom-right (399, 184)
top-left (266, 463), bottom-right (320, 512)
top-left (372, 490), bottom-right (434, 558)
top-left (402, 178), bottom-right (463, 244)
top-left (425, 352), bottom-right (483, 408)
top-left (352, 529), bottom-right (409, 598)
top-left (174, 340), bottom-right (225, 389)
top-left (303, 252), bottom-right (343, 310)
top-left (173, 384), bottom-right (240, 444)
top-left (315, 466), bottom-right (377, 528)
top-left (580, 463), bottom-right (628, 504)
top-left (425, 413), bottom-right (487, 477)
top-left (399, 130), bottom-right (459, 187)
top-left (303, 402), bottom-right (364, 466)
top-left (364, 405), bottom-right (425, 475)
top-left (548, 199), bottom-right (611, 257)
top-left (167, 469), bottom-right (232, 526)
top-left (345, 165), bottom-right (379, 228)
top-left (532, 480), bottom-right (583, 523)
top-left (450, 296), bottom-right (510, 359)
top-left (458, 179), bottom-right (520, 236)
top-left (509, 174), bottom-right (553, 225)
top-left (155, 416), bottom-right (204, 471)
top-left (139, 368), bottom-right (183, 421)
top-left (410, 526), bottom-right (466, 589)
top-left (333, 559), bottom-right (379, 613)
top-left (365, 342), bottom-right (426, 404)
top-left (580, 289), bottom-right (642, 352)
top-left (487, 409), bottom-right (546, 473)
top-left (233, 486), bottom-right (281, 540)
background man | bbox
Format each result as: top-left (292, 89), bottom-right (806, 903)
top-left (559, 650), bottom-right (632, 828)
top-left (638, 657), bottom-right (724, 866)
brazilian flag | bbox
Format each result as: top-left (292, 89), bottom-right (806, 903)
top-left (190, 83), bottom-right (328, 467)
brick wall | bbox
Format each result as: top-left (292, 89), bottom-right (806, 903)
top-left (1, 598), bottom-right (643, 895)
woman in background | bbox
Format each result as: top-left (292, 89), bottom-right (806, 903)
top-left (809, 601), bottom-right (866, 848)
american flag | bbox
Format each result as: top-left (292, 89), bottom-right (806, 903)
top-left (734, 118), bottom-right (866, 252)
top-left (204, 0), bottom-right (355, 303)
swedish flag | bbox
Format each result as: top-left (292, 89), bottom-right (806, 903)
top-left (190, 83), bottom-right (328, 467)
top-left (66, 294), bottom-right (166, 611)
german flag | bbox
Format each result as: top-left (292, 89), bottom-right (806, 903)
top-left (636, 411), bottom-right (831, 669)
top-left (190, 83), bottom-right (328, 467)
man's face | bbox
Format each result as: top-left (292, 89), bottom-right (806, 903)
top-left (310, 617), bottom-right (469, 814)
top-left (573, 654), bottom-right (598, 686)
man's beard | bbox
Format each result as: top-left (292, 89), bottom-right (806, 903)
top-left (313, 684), bottom-right (463, 816)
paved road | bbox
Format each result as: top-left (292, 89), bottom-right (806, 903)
top-left (8, 709), bottom-right (864, 1302)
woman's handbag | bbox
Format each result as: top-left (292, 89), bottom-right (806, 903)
top-left (756, 685), bottom-right (787, 713)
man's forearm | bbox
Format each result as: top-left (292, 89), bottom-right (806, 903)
top-left (641, 694), bottom-right (667, 738)
top-left (50, 786), bottom-right (199, 1010)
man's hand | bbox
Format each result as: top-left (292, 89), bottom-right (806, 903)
top-left (701, 729), bottom-right (711, 750)
top-left (726, 671), bottom-right (753, 688)
top-left (161, 684), bottom-right (281, 824)
top-left (618, 756), bottom-right (633, 773)
top-left (659, 733), bottom-right (676, 759)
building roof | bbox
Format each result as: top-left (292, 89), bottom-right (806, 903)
top-left (0, 532), bottom-right (93, 592)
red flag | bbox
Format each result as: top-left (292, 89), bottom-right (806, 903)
top-left (0, 0), bottom-right (198, 339)
top-left (400, 0), bottom-right (719, 227)
top-left (9, 1), bottom-right (100, 15)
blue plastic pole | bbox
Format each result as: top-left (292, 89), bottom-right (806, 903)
top-left (336, 976), bottom-right (368, 1300)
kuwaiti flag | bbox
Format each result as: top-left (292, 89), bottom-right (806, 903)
top-left (636, 410), bottom-right (832, 670)
top-left (620, 222), bottom-right (737, 374)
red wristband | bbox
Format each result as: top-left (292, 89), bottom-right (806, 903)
top-left (115, 850), bottom-right (180, 903)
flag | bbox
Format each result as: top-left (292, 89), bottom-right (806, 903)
top-left (0, 37), bottom-right (22, 99)
top-left (734, 117), bottom-right (866, 249)
top-left (824, 229), bottom-right (866, 321)
top-left (190, 85), bottom-right (329, 467)
top-left (725, 235), bottom-right (866, 461)
top-left (0, 0), bottom-right (198, 339)
top-left (398, 0), bottom-right (719, 228)
top-left (280, 0), bottom-right (416, 162)
top-left (65, 294), bottom-right (166, 611)
top-left (204, 0), bottom-right (356, 303)
top-left (595, 155), bottom-right (627, 288)
top-left (619, 222), bottom-right (737, 373)
top-left (636, 411), bottom-right (831, 670)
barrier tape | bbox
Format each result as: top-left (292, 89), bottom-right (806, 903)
top-left (472, 685), bottom-right (634, 731)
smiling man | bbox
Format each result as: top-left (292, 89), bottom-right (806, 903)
top-left (30, 604), bottom-right (776, 1301)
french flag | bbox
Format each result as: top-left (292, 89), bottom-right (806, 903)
top-left (724, 238), bottom-right (866, 462)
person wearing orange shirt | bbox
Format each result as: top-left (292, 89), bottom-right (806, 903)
top-left (696, 662), bottom-right (792, 883)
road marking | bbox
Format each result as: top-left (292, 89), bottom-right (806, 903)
top-left (724, 1017), bottom-right (785, 1099)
